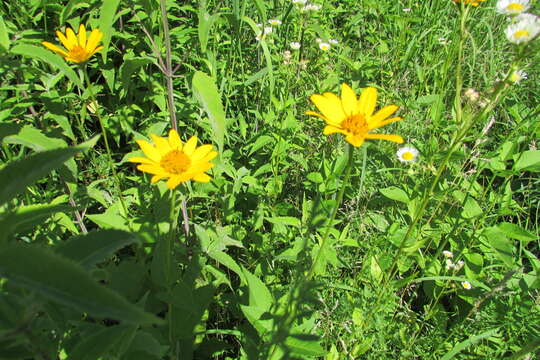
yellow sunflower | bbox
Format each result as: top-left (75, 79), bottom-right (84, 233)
top-left (42, 24), bottom-right (104, 63)
top-left (129, 129), bottom-right (218, 189)
top-left (306, 83), bottom-right (404, 147)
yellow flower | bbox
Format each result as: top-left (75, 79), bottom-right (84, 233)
top-left (129, 129), bottom-right (218, 189)
top-left (306, 83), bottom-right (404, 147)
top-left (452, 0), bottom-right (486, 6)
top-left (42, 24), bottom-right (104, 63)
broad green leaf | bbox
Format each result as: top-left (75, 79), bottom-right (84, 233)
top-left (98, 0), bottom-right (121, 62)
top-left (4, 124), bottom-right (66, 150)
top-left (242, 267), bottom-right (272, 310)
top-left (11, 44), bottom-right (82, 88)
top-left (56, 230), bottom-right (141, 268)
top-left (461, 197), bottom-right (482, 219)
top-left (514, 150), bottom-right (540, 172)
top-left (0, 138), bottom-right (97, 207)
top-left (379, 186), bottom-right (409, 203)
top-left (266, 216), bottom-right (301, 227)
top-left (69, 325), bottom-right (132, 360)
top-left (497, 222), bottom-right (536, 243)
top-left (0, 15), bottom-right (9, 51)
top-left (0, 244), bottom-right (162, 325)
top-left (286, 334), bottom-right (326, 357)
top-left (192, 71), bottom-right (226, 153)
top-left (481, 227), bottom-right (515, 266)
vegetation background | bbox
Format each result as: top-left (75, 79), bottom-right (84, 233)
top-left (0, 0), bottom-right (539, 359)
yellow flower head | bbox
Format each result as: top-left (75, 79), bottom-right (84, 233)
top-left (42, 24), bottom-right (104, 63)
top-left (306, 84), bottom-right (404, 147)
top-left (452, 0), bottom-right (486, 6)
top-left (129, 129), bottom-right (218, 189)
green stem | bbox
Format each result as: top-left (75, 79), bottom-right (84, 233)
top-left (81, 67), bottom-right (129, 221)
top-left (166, 188), bottom-right (179, 358)
top-left (307, 143), bottom-right (355, 280)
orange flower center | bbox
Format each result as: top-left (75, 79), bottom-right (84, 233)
top-left (160, 150), bottom-right (191, 174)
top-left (507, 3), bottom-right (524, 11)
top-left (341, 113), bottom-right (368, 136)
top-left (69, 45), bottom-right (89, 62)
top-left (514, 29), bottom-right (530, 38)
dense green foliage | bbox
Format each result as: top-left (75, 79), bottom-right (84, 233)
top-left (0, 0), bottom-right (539, 359)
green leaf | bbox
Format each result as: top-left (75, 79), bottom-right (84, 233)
top-left (0, 138), bottom-right (96, 207)
top-left (11, 44), bottom-right (82, 88)
top-left (481, 227), bottom-right (515, 266)
top-left (98, 0), bottom-right (121, 62)
top-left (379, 186), bottom-right (409, 203)
top-left (0, 15), bottom-right (10, 51)
top-left (497, 222), bottom-right (536, 243)
top-left (4, 124), bottom-right (66, 150)
top-left (242, 267), bottom-right (272, 310)
top-left (197, 6), bottom-right (220, 53)
top-left (69, 325), bottom-right (132, 360)
top-left (266, 216), bottom-right (301, 228)
top-left (441, 328), bottom-right (499, 360)
top-left (56, 230), bottom-right (141, 268)
top-left (514, 150), bottom-right (540, 172)
top-left (192, 71), bottom-right (226, 154)
top-left (461, 197), bottom-right (483, 219)
top-left (0, 244), bottom-right (162, 325)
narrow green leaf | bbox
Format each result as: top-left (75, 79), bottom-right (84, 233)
top-left (60, 0), bottom-right (91, 24)
top-left (441, 328), bottom-right (499, 360)
top-left (0, 15), bottom-right (10, 51)
top-left (0, 244), bottom-right (162, 325)
top-left (192, 71), bottom-right (226, 153)
top-left (56, 230), bottom-right (141, 268)
top-left (0, 138), bottom-right (96, 207)
top-left (11, 44), bottom-right (82, 88)
top-left (98, 0), bottom-right (121, 62)
top-left (266, 216), bottom-right (301, 227)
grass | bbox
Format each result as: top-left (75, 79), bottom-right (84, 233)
top-left (0, 0), bottom-right (539, 359)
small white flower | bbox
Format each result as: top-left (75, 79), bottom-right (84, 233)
top-left (505, 14), bottom-right (540, 43)
top-left (268, 19), bottom-right (282, 26)
top-left (509, 69), bottom-right (528, 83)
top-left (496, 0), bottom-right (530, 15)
top-left (437, 37), bottom-right (450, 45)
top-left (264, 26), bottom-right (273, 35)
top-left (315, 38), bottom-right (322, 43)
top-left (442, 250), bottom-right (454, 258)
top-left (302, 3), bottom-right (322, 11)
top-left (461, 281), bottom-right (472, 290)
top-left (455, 260), bottom-right (465, 271)
top-left (402, 8), bottom-right (412, 12)
top-left (292, 0), bottom-right (307, 4)
top-left (329, 39), bottom-right (339, 45)
top-left (318, 42), bottom-right (331, 51)
top-left (396, 146), bottom-right (419, 163)
top-left (290, 41), bottom-right (301, 50)
top-left (446, 259), bottom-right (455, 270)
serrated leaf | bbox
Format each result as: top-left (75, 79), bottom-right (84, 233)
top-left (0, 244), bottom-right (162, 325)
top-left (192, 71), bottom-right (226, 154)
top-left (11, 44), bottom-right (82, 88)
top-left (56, 230), bottom-right (141, 268)
top-left (0, 139), bottom-right (96, 207)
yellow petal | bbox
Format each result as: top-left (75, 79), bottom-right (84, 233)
top-left (166, 175), bottom-right (186, 189)
top-left (340, 83), bottom-right (357, 117)
top-left (310, 94), bottom-right (346, 125)
top-left (86, 29), bottom-right (103, 52)
top-left (88, 45), bottom-right (104, 58)
top-left (369, 117), bottom-right (403, 130)
top-left (189, 162), bottom-right (214, 175)
top-left (151, 174), bottom-right (167, 184)
top-left (183, 136), bottom-right (198, 156)
top-left (345, 134), bottom-right (365, 147)
top-left (305, 110), bottom-right (330, 122)
top-left (369, 105), bottom-right (399, 126)
top-left (191, 145), bottom-right (213, 162)
top-left (65, 28), bottom-right (78, 48)
top-left (192, 173), bottom-right (211, 182)
top-left (42, 41), bottom-right (69, 58)
top-left (150, 134), bottom-right (171, 154)
top-left (364, 133), bottom-right (404, 143)
top-left (78, 24), bottom-right (87, 48)
top-left (128, 156), bottom-right (155, 164)
top-left (323, 125), bottom-right (347, 135)
top-left (137, 164), bottom-right (165, 175)
top-left (136, 139), bottom-right (161, 162)
top-left (358, 87), bottom-right (377, 117)
top-left (56, 30), bottom-right (71, 50)
top-left (168, 129), bottom-right (182, 150)
top-left (199, 151), bottom-right (218, 163)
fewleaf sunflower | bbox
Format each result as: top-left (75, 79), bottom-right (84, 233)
top-left (306, 83), bottom-right (404, 147)
top-left (42, 24), bottom-right (104, 63)
top-left (129, 129), bottom-right (218, 189)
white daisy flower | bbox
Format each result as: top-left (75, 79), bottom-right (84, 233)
top-left (509, 69), bottom-right (528, 83)
top-left (329, 39), bottom-right (339, 45)
top-left (461, 281), bottom-right (472, 290)
top-left (442, 250), bottom-right (454, 258)
top-left (264, 26), bottom-right (273, 35)
top-left (268, 19), bottom-right (282, 26)
top-left (290, 41), bottom-right (301, 50)
top-left (455, 260), bottom-right (465, 271)
top-left (396, 146), bottom-right (419, 163)
top-left (402, 8), bottom-right (412, 12)
top-left (292, 0), bottom-right (307, 4)
top-left (318, 42), bottom-right (331, 51)
top-left (446, 259), bottom-right (455, 270)
top-left (505, 14), bottom-right (540, 43)
top-left (302, 3), bottom-right (321, 11)
top-left (496, 0), bottom-right (530, 15)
